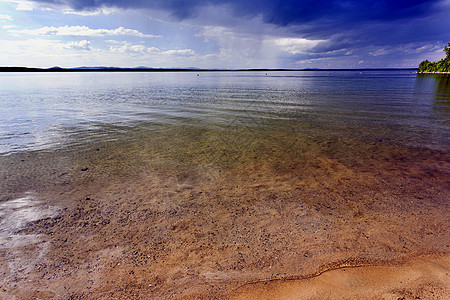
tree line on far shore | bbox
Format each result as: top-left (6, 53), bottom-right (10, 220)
top-left (418, 43), bottom-right (450, 73)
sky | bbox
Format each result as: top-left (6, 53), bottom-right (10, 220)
top-left (0, 0), bottom-right (449, 69)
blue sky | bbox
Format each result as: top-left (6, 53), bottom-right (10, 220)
top-left (0, 0), bottom-right (449, 68)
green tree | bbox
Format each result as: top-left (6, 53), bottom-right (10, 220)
top-left (444, 42), bottom-right (450, 60)
top-left (418, 43), bottom-right (450, 72)
top-left (418, 60), bottom-right (431, 72)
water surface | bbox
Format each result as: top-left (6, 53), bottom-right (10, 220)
top-left (0, 71), bottom-right (448, 156)
top-left (0, 70), bottom-right (449, 298)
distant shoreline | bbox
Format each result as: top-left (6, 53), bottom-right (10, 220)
top-left (0, 67), bottom-right (417, 73)
top-left (416, 71), bottom-right (450, 74)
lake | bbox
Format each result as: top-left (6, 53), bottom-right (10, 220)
top-left (0, 71), bottom-right (449, 155)
top-left (0, 70), bottom-right (449, 298)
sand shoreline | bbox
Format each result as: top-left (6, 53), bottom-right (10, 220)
top-left (2, 191), bottom-right (448, 300)
top-left (230, 254), bottom-right (449, 299)
top-left (416, 71), bottom-right (450, 74)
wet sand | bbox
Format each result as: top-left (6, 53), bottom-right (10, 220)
top-left (0, 127), bottom-right (449, 299)
top-left (231, 255), bottom-right (450, 299)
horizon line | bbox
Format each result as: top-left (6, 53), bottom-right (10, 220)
top-left (0, 66), bottom-right (419, 72)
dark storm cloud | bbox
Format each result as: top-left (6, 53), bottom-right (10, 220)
top-left (28, 0), bottom-right (439, 26)
top-left (27, 0), bottom-right (450, 66)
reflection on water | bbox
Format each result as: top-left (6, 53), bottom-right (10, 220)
top-left (415, 73), bottom-right (450, 126)
top-left (0, 71), bottom-right (449, 156)
top-left (413, 74), bottom-right (450, 144)
top-left (433, 75), bottom-right (450, 116)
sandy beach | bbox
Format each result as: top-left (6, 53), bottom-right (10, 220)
top-left (231, 255), bottom-right (449, 299)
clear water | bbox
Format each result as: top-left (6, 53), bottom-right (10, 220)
top-left (0, 71), bottom-right (448, 155)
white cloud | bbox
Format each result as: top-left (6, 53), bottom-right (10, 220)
top-left (0, 14), bottom-right (13, 21)
top-left (10, 25), bottom-right (161, 38)
top-left (162, 49), bottom-right (195, 56)
top-left (110, 44), bottom-right (149, 54)
top-left (65, 40), bottom-right (91, 51)
top-left (147, 47), bottom-right (160, 52)
top-left (1, 25), bottom-right (16, 29)
top-left (369, 48), bottom-right (394, 56)
top-left (273, 38), bottom-right (323, 55)
top-left (0, 38), bottom-right (106, 67)
top-left (105, 40), bottom-right (122, 44)
top-left (196, 25), bottom-right (328, 68)
top-left (109, 43), bottom-right (192, 56)
top-left (368, 43), bottom-right (443, 57)
top-left (3, 0), bottom-right (36, 11)
top-left (62, 7), bottom-right (120, 16)
top-left (4, 0), bottom-right (119, 15)
top-left (16, 2), bottom-right (34, 10)
top-left (197, 26), bottom-right (273, 68)
top-left (0, 36), bottom-right (269, 68)
top-left (294, 57), bottom-right (332, 64)
top-left (0, 38), bottom-right (66, 62)
top-left (403, 43), bottom-right (442, 54)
